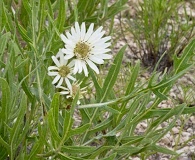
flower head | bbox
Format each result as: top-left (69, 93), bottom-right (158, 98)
top-left (60, 22), bottom-right (112, 76)
top-left (48, 49), bottom-right (76, 88)
top-left (57, 81), bottom-right (87, 104)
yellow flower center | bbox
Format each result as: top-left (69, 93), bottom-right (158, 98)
top-left (74, 42), bottom-right (90, 59)
top-left (59, 65), bottom-right (70, 77)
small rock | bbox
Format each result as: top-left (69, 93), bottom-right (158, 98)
top-left (161, 137), bottom-right (171, 145)
top-left (172, 127), bottom-right (179, 134)
top-left (187, 128), bottom-right (193, 134)
top-left (140, 122), bottom-right (147, 129)
top-left (182, 132), bottom-right (191, 137)
top-left (190, 116), bottom-right (195, 123)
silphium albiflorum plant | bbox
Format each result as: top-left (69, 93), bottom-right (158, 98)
top-left (1, 0), bottom-right (195, 160)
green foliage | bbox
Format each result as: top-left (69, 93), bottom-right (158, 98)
top-left (0, 0), bottom-right (195, 159)
top-left (122, 0), bottom-right (195, 70)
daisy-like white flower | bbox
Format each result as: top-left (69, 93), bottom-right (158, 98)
top-left (57, 81), bottom-right (87, 105)
top-left (60, 22), bottom-right (112, 76)
top-left (48, 49), bottom-right (76, 88)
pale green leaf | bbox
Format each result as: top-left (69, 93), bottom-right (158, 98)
top-left (48, 108), bottom-right (61, 143)
top-left (101, 45), bottom-right (126, 102)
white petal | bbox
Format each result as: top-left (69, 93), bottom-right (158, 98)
top-left (60, 34), bottom-right (68, 43)
top-left (75, 22), bottom-right (81, 39)
top-left (91, 48), bottom-right (111, 54)
top-left (77, 100), bottom-right (81, 105)
top-left (61, 48), bottom-right (73, 55)
top-left (66, 95), bottom-right (72, 98)
top-left (94, 36), bottom-right (111, 45)
top-left (60, 34), bottom-right (75, 48)
top-left (89, 55), bottom-right (104, 64)
top-left (68, 60), bottom-right (75, 68)
top-left (56, 49), bottom-right (64, 58)
top-left (64, 54), bottom-right (74, 60)
top-left (65, 44), bottom-right (75, 51)
top-left (80, 22), bottom-right (86, 40)
top-left (73, 60), bottom-right (79, 74)
top-left (84, 23), bottom-right (94, 41)
top-left (89, 31), bottom-right (105, 44)
top-left (81, 61), bottom-right (88, 76)
top-left (60, 91), bottom-right (69, 95)
top-left (94, 42), bottom-right (111, 49)
top-left (77, 60), bottom-right (83, 73)
top-left (48, 66), bottom-right (59, 71)
top-left (95, 54), bottom-right (112, 59)
top-left (48, 71), bottom-right (59, 76)
top-left (56, 77), bottom-right (63, 87)
top-left (59, 51), bottom-right (67, 65)
top-left (52, 56), bottom-right (60, 67)
top-left (57, 85), bottom-right (68, 90)
top-left (88, 26), bottom-right (103, 43)
top-left (66, 31), bottom-right (72, 39)
top-left (65, 78), bottom-right (72, 91)
top-left (71, 26), bottom-right (79, 42)
top-left (86, 59), bottom-right (99, 74)
top-left (65, 32), bottom-right (75, 48)
top-left (52, 75), bottom-right (61, 84)
top-left (67, 75), bottom-right (76, 81)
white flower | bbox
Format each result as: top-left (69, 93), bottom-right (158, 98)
top-left (57, 81), bottom-right (87, 105)
top-left (60, 22), bottom-right (112, 76)
top-left (48, 49), bottom-right (76, 88)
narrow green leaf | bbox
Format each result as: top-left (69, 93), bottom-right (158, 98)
top-left (174, 39), bottom-right (195, 74)
top-left (48, 109), bottom-right (61, 143)
top-left (101, 45), bottom-right (126, 102)
top-left (88, 118), bottom-right (112, 134)
top-left (141, 104), bottom-right (186, 123)
top-left (0, 147), bottom-right (7, 160)
top-left (61, 146), bottom-right (96, 154)
top-left (145, 145), bottom-right (178, 155)
top-left (88, 146), bottom-right (113, 159)
top-left (114, 146), bottom-right (142, 155)
top-left (104, 106), bottom-right (120, 114)
top-left (46, 0), bottom-right (54, 19)
top-left (10, 93), bottom-right (27, 159)
top-left (38, 0), bottom-right (46, 33)
top-left (101, 153), bottom-right (117, 160)
top-left (89, 68), bottom-right (102, 102)
top-left (28, 124), bottom-right (48, 160)
top-left (51, 93), bottom-right (60, 131)
top-left (57, 152), bottom-right (77, 160)
top-left (0, 32), bottom-right (11, 55)
top-left (71, 90), bottom-right (79, 115)
top-left (107, 6), bottom-right (127, 19)
top-left (121, 136), bottom-right (145, 145)
top-left (121, 61), bottom-right (140, 109)
top-left (22, 0), bottom-right (31, 16)
top-left (62, 110), bottom-right (73, 141)
top-left (77, 0), bottom-right (90, 13)
top-left (70, 123), bottom-right (91, 136)
top-left (56, 0), bottom-right (66, 32)
top-left (152, 89), bottom-right (167, 100)
top-left (0, 136), bottom-right (10, 152)
top-left (0, 78), bottom-right (11, 124)
top-left (125, 61), bottom-right (140, 95)
top-left (18, 64), bottom-right (35, 102)
top-left (0, 1), bottom-right (3, 30)
top-left (148, 104), bottom-right (185, 143)
top-left (15, 22), bottom-right (32, 43)
top-left (2, 3), bottom-right (15, 32)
